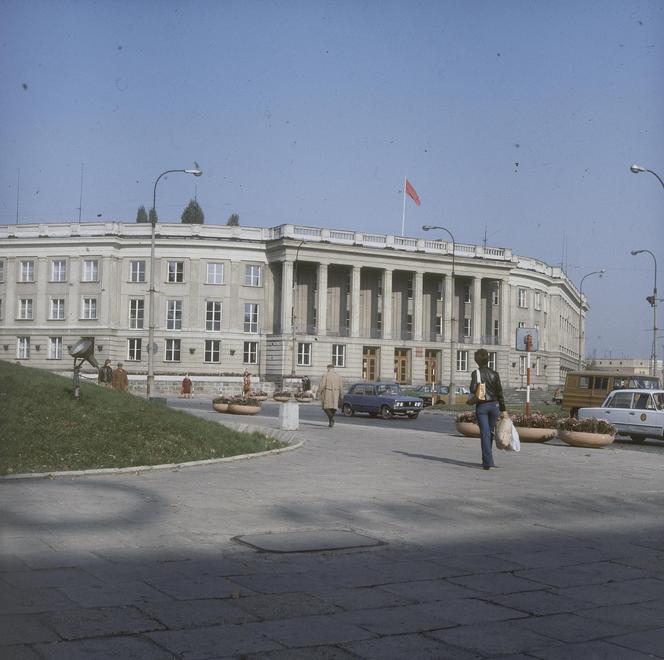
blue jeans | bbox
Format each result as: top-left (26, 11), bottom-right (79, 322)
top-left (476, 401), bottom-right (500, 467)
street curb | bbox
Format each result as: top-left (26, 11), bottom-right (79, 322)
top-left (0, 424), bottom-right (303, 481)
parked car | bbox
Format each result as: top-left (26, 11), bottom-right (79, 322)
top-left (578, 388), bottom-right (664, 442)
top-left (404, 383), bottom-right (449, 406)
top-left (341, 382), bottom-right (424, 419)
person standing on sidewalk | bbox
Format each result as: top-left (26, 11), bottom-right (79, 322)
top-left (98, 359), bottom-right (113, 388)
top-left (112, 362), bottom-right (129, 392)
top-left (318, 364), bottom-right (343, 427)
top-left (469, 349), bottom-right (508, 470)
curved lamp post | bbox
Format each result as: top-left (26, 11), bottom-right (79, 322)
top-left (423, 225), bottom-right (456, 400)
top-left (630, 164), bottom-right (664, 190)
top-left (631, 249), bottom-right (658, 378)
top-left (147, 167), bottom-right (202, 398)
top-left (291, 240), bottom-right (305, 377)
top-left (577, 269), bottom-right (605, 370)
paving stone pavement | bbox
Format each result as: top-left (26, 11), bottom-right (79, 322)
top-left (2, 407), bottom-right (664, 659)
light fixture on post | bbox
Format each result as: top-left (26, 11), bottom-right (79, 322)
top-left (577, 269), bottom-right (605, 370)
top-left (630, 164), bottom-right (664, 189)
top-left (147, 166), bottom-right (202, 399)
top-left (631, 249), bottom-right (658, 377)
top-left (423, 224), bottom-right (456, 401)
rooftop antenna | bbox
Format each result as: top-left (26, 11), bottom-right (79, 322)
top-left (77, 163), bottom-right (84, 223)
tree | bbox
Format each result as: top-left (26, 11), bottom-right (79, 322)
top-left (148, 208), bottom-right (158, 225)
top-left (135, 206), bottom-right (148, 223)
top-left (181, 199), bottom-right (204, 224)
top-left (227, 213), bottom-right (240, 226)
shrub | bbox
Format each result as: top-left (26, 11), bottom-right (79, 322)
top-left (557, 417), bottom-right (616, 435)
top-left (230, 396), bottom-right (261, 406)
top-left (510, 413), bottom-right (561, 428)
top-left (212, 396), bottom-right (231, 404)
top-left (273, 391), bottom-right (292, 398)
top-left (456, 411), bottom-right (478, 423)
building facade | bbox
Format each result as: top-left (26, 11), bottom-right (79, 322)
top-left (0, 222), bottom-right (586, 391)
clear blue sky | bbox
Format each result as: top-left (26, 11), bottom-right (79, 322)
top-left (1, 0), bottom-right (662, 360)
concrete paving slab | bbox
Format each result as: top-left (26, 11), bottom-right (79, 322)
top-left (518, 611), bottom-right (635, 643)
top-left (234, 530), bottom-right (384, 553)
top-left (341, 632), bottom-right (482, 659)
top-left (605, 628), bottom-right (664, 657)
top-left (136, 598), bottom-right (258, 628)
top-left (33, 635), bottom-right (176, 660)
top-left (0, 613), bottom-right (60, 645)
top-left (231, 592), bottom-right (341, 621)
top-left (531, 639), bottom-right (657, 659)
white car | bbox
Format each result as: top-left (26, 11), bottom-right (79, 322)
top-left (578, 388), bottom-right (664, 442)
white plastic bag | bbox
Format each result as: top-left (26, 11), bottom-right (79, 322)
top-left (495, 417), bottom-right (512, 450)
top-left (509, 424), bottom-right (521, 452)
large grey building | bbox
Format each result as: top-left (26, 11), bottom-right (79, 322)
top-left (0, 221), bottom-right (585, 391)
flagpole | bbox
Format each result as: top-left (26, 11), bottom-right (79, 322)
top-left (401, 176), bottom-right (406, 237)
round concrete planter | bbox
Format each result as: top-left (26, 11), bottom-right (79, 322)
top-left (273, 396), bottom-right (291, 403)
top-left (295, 396), bottom-right (314, 404)
top-left (212, 402), bottom-right (229, 413)
top-left (558, 429), bottom-right (614, 448)
top-left (455, 422), bottom-right (481, 438)
top-left (228, 403), bottom-right (261, 415)
top-left (252, 395), bottom-right (268, 402)
top-left (515, 427), bottom-right (557, 443)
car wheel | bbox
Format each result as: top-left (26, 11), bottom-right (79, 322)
top-left (380, 405), bottom-right (393, 419)
top-left (407, 412), bottom-right (419, 420)
top-left (629, 435), bottom-right (645, 443)
top-left (342, 403), bottom-right (354, 417)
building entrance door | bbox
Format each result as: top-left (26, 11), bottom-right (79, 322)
top-left (362, 347), bottom-right (379, 381)
top-left (394, 348), bottom-right (409, 384)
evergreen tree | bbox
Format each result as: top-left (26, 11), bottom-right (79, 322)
top-left (135, 206), bottom-right (148, 223)
top-left (227, 213), bottom-right (240, 226)
top-left (148, 208), bottom-right (158, 225)
top-left (181, 199), bottom-right (205, 224)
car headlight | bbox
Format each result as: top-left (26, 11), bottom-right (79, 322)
top-left (415, 402), bottom-right (422, 407)
top-left (394, 401), bottom-right (403, 407)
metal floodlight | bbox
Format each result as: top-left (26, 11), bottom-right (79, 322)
top-left (184, 168), bottom-right (203, 176)
top-left (630, 164), bottom-right (646, 174)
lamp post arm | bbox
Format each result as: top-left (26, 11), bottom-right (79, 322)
top-left (645, 169), bottom-right (664, 190)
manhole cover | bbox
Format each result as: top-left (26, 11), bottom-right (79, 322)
top-left (233, 530), bottom-right (385, 553)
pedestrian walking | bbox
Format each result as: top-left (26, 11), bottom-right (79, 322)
top-left (318, 364), bottom-right (343, 427)
top-left (111, 362), bottom-right (129, 392)
top-left (98, 359), bottom-right (113, 388)
top-left (181, 375), bottom-right (193, 398)
top-left (469, 348), bottom-right (507, 470)
top-left (243, 370), bottom-right (252, 396)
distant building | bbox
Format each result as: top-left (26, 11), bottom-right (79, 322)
top-left (0, 221), bottom-right (586, 392)
top-left (588, 358), bottom-right (663, 378)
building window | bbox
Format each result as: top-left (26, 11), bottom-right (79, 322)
top-left (204, 339), bottom-right (220, 363)
top-left (17, 336), bottom-right (30, 359)
top-left (206, 301), bottom-right (222, 331)
top-left (0, 298), bottom-right (3, 320)
top-left (435, 316), bottom-right (443, 335)
top-left (165, 338), bottom-right (181, 361)
top-left (535, 357), bottom-right (541, 376)
top-left (534, 291), bottom-right (541, 311)
top-left (18, 298), bottom-right (33, 320)
top-left (20, 260), bottom-right (35, 282)
top-left (50, 298), bottom-right (65, 320)
top-left (129, 299), bottom-right (144, 329)
top-left (519, 355), bottom-right (527, 375)
top-left (82, 259), bottom-right (99, 282)
top-left (488, 351), bottom-right (497, 370)
top-left (464, 285), bottom-right (471, 303)
top-left (130, 260), bottom-right (145, 283)
top-left (463, 317), bottom-right (472, 337)
top-left (376, 311), bottom-right (382, 332)
top-left (82, 297), bottom-right (97, 320)
top-left (167, 300), bottom-right (182, 330)
top-left (244, 264), bottom-right (262, 287)
top-left (493, 319), bottom-right (499, 337)
top-left (407, 278), bottom-right (413, 299)
top-left (332, 344), bottom-right (345, 367)
top-left (127, 338), bottom-right (142, 361)
top-left (0, 260), bottom-right (4, 282)
top-left (456, 350), bottom-right (468, 372)
top-left (406, 314), bottom-right (413, 334)
top-left (518, 288), bottom-right (528, 308)
top-left (51, 259), bottom-right (67, 282)
top-left (491, 288), bottom-right (500, 305)
top-left (207, 262), bottom-right (224, 285)
top-left (48, 337), bottom-right (63, 360)
top-left (243, 341), bottom-right (258, 364)
top-left (167, 261), bottom-right (184, 283)
top-left (297, 342), bottom-right (312, 366)
top-left (244, 303), bottom-right (259, 333)
top-left (437, 282), bottom-right (444, 301)
top-left (345, 310), bottom-right (351, 331)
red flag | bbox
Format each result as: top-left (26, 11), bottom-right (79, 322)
top-left (405, 179), bottom-right (421, 206)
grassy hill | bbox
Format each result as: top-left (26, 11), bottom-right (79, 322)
top-left (0, 361), bottom-right (285, 476)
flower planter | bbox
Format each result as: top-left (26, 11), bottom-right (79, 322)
top-left (252, 395), bottom-right (268, 402)
top-left (273, 396), bottom-right (291, 403)
top-left (515, 427), bottom-right (557, 443)
top-left (212, 402), bottom-right (229, 413)
top-left (295, 396), bottom-right (314, 404)
top-left (455, 422), bottom-right (481, 438)
top-left (228, 403), bottom-right (261, 415)
top-left (558, 429), bottom-right (614, 448)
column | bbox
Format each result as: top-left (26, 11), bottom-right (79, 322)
top-left (382, 268), bottom-right (393, 340)
top-left (351, 265), bottom-right (361, 337)
top-left (500, 280), bottom-right (510, 348)
top-left (444, 273), bottom-right (453, 342)
top-left (413, 270), bottom-right (423, 341)
top-left (317, 262), bottom-right (328, 337)
top-left (472, 276), bottom-right (482, 344)
top-left (281, 260), bottom-right (293, 335)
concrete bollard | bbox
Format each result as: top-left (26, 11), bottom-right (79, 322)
top-left (279, 400), bottom-right (300, 431)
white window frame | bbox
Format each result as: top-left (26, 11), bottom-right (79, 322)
top-left (127, 338), bottom-right (142, 361)
top-left (167, 261), bottom-right (184, 283)
top-left (297, 342), bottom-right (312, 367)
top-left (464, 285), bottom-right (471, 304)
top-left (244, 264), bottom-right (262, 287)
top-left (51, 259), bottom-right (67, 282)
top-left (491, 288), bottom-right (500, 305)
top-left (0, 298), bottom-right (3, 320)
top-left (518, 321), bottom-right (526, 329)
top-left (129, 299), bottom-right (144, 329)
top-left (205, 301), bottom-right (222, 332)
top-left (206, 262), bottom-right (224, 285)
top-left (50, 298), bottom-right (65, 320)
top-left (48, 337), bottom-right (63, 360)
top-left (518, 288), bottom-right (528, 308)
top-left (519, 355), bottom-right (527, 375)
top-left (244, 303), bottom-right (259, 333)
top-left (167, 300), bottom-right (182, 330)
top-left (488, 351), bottom-right (497, 370)
top-left (332, 344), bottom-right (345, 368)
top-left (17, 336), bottom-right (30, 359)
top-left (534, 291), bottom-right (541, 311)
top-left (435, 315), bottom-right (443, 335)
top-left (165, 338), bottom-right (181, 362)
top-left (243, 341), bottom-right (258, 364)
top-left (18, 298), bottom-right (33, 320)
top-left (463, 317), bottom-right (472, 337)
top-left (204, 339), bottom-right (221, 363)
top-left (81, 297), bottom-right (97, 320)
top-left (535, 356), bottom-right (541, 376)
top-left (456, 350), bottom-right (468, 372)
top-left (20, 260), bottom-right (35, 282)
top-left (0, 260), bottom-right (5, 282)
top-left (82, 259), bottom-right (99, 282)
top-left (130, 260), bottom-right (146, 283)
top-left (493, 319), bottom-right (499, 337)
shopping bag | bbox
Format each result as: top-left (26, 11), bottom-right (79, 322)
top-left (509, 424), bottom-right (521, 452)
top-left (495, 416), bottom-right (512, 450)
top-left (474, 370), bottom-right (486, 401)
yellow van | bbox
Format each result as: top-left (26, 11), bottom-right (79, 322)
top-left (562, 371), bottom-right (660, 416)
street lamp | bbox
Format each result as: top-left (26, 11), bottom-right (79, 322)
top-left (630, 164), bottom-right (664, 190)
top-left (423, 224), bottom-right (456, 401)
top-left (631, 249), bottom-right (658, 378)
top-left (147, 167), bottom-right (202, 398)
top-left (577, 269), bottom-right (605, 370)
top-left (290, 240), bottom-right (305, 377)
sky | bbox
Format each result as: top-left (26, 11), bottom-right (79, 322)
top-left (1, 0), bottom-right (662, 360)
